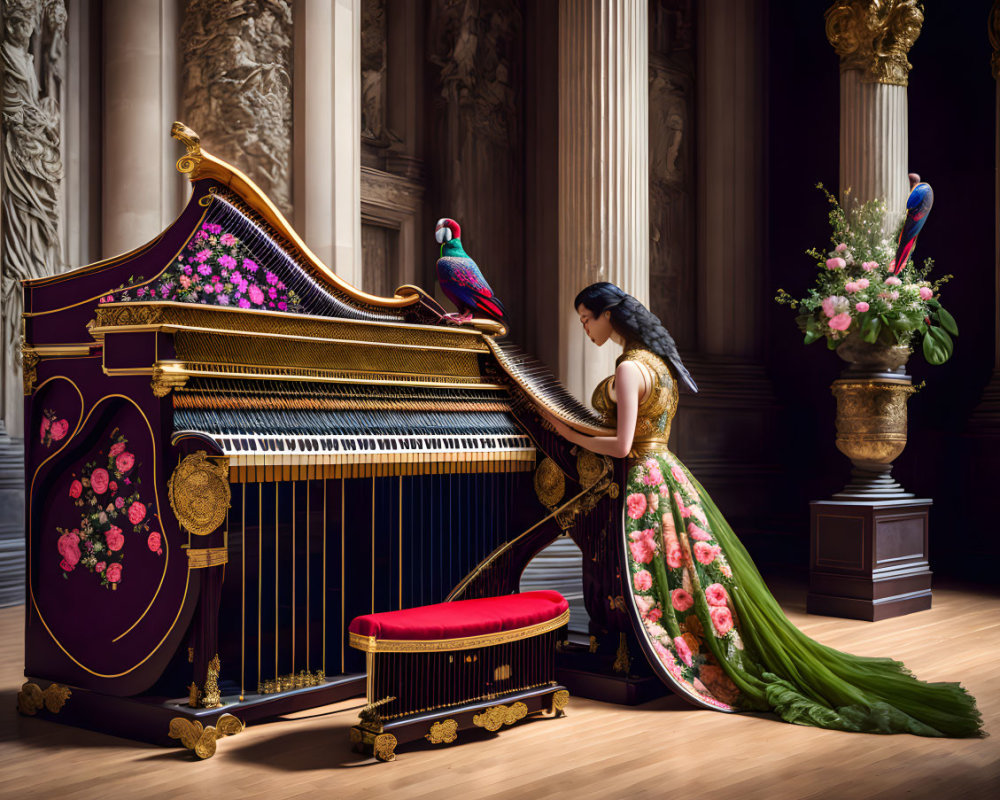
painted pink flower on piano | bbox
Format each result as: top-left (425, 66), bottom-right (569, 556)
top-left (115, 451), bottom-right (135, 473)
top-left (104, 526), bottom-right (124, 552)
top-left (128, 501), bottom-right (146, 526)
top-left (90, 468), bottom-right (110, 494)
top-left (69, 480), bottom-right (82, 499)
top-left (147, 532), bottom-right (163, 556)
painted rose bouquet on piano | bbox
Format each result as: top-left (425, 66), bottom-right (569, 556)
top-left (102, 220), bottom-right (303, 313)
top-left (775, 183), bottom-right (957, 365)
top-left (57, 432), bottom-right (160, 589)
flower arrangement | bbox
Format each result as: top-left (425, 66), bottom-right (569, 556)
top-left (775, 185), bottom-right (958, 365)
top-left (58, 432), bottom-right (161, 589)
top-left (100, 221), bottom-right (303, 312)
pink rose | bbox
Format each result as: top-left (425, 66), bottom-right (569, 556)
top-left (829, 312), bottom-right (852, 331)
top-left (710, 606), bottom-right (734, 636)
top-left (884, 275), bottom-right (902, 286)
top-left (51, 419), bottom-right (68, 441)
top-left (856, 278), bottom-right (870, 289)
top-left (633, 570), bottom-right (653, 592)
top-left (670, 465), bottom-right (690, 486)
top-left (109, 481), bottom-right (117, 493)
top-left (705, 583), bottom-right (729, 607)
top-left (629, 537), bottom-right (655, 565)
top-left (844, 281), bottom-right (859, 293)
top-left (694, 542), bottom-right (720, 565)
top-left (855, 301), bottom-right (870, 312)
top-left (90, 468), bottom-right (110, 494)
top-left (57, 531), bottom-right (81, 567)
top-left (220, 233), bottom-right (236, 246)
top-left (671, 588), bottom-right (694, 612)
top-left (115, 451), bottom-right (135, 473)
top-left (69, 479), bottom-right (82, 499)
top-left (105, 526), bottom-right (124, 552)
top-left (114, 496), bottom-right (125, 509)
top-left (647, 607), bottom-right (662, 623)
top-left (109, 442), bottom-right (126, 457)
top-left (919, 286), bottom-right (933, 300)
top-left (889, 290), bottom-right (899, 301)
top-left (147, 531), bottom-right (162, 554)
top-left (658, 484), bottom-right (669, 497)
top-left (673, 635), bottom-right (693, 667)
top-left (40, 416), bottom-right (51, 441)
top-left (825, 257), bottom-right (846, 270)
top-left (128, 501), bottom-right (146, 525)
top-left (105, 563), bottom-right (122, 583)
top-left (834, 243), bottom-right (847, 253)
top-left (673, 491), bottom-right (691, 518)
top-left (666, 547), bottom-right (683, 569)
top-left (95, 561), bottom-right (106, 573)
top-left (626, 493), bottom-right (647, 519)
top-left (687, 522), bottom-right (712, 541)
top-left (861, 261), bottom-right (877, 272)
top-left (642, 464), bottom-right (664, 486)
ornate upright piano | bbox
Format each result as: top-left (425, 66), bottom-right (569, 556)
top-left (18, 123), bottom-right (629, 755)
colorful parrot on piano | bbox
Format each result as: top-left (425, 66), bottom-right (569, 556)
top-left (434, 218), bottom-right (506, 324)
top-left (890, 173), bottom-right (934, 275)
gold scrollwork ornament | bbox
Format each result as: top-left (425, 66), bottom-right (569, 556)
top-left (171, 121), bottom-right (203, 175)
top-left (168, 713), bottom-right (245, 759)
top-left (168, 451), bottom-right (231, 536)
top-left (17, 682), bottom-right (71, 715)
top-left (425, 719), bottom-right (459, 744)
top-left (472, 701), bottom-right (528, 732)
top-left (534, 457), bottom-right (565, 508)
top-left (20, 340), bottom-right (38, 396)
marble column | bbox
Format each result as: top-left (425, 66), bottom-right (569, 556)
top-left (557, 0), bottom-right (649, 405)
top-left (102, 0), bottom-right (181, 258)
top-left (293, 0), bottom-right (362, 288)
top-left (825, 0), bottom-right (923, 225)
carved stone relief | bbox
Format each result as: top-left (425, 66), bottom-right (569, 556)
top-left (180, 0), bottom-right (293, 215)
top-left (1, 0), bottom-right (66, 436)
top-left (648, 0), bottom-right (695, 350)
top-left (361, 0), bottom-right (388, 145)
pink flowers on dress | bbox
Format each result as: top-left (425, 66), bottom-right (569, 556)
top-left (673, 491), bottom-right (691, 518)
top-left (628, 528), bottom-right (657, 565)
top-left (633, 570), bottom-right (653, 592)
top-left (694, 541), bottom-right (721, 565)
top-left (642, 460), bottom-right (664, 486)
top-left (710, 606), bottom-right (734, 636)
top-left (671, 588), bottom-right (694, 612)
top-left (626, 493), bottom-right (648, 519)
top-left (705, 583), bottom-right (729, 607)
top-left (673, 635), bottom-right (693, 667)
top-left (687, 522), bottom-right (712, 541)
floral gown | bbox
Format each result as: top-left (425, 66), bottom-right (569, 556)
top-left (599, 345), bottom-right (982, 737)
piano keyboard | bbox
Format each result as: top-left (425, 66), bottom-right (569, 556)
top-left (172, 431), bottom-right (536, 481)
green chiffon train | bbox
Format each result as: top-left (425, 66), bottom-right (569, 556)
top-left (687, 469), bottom-right (984, 738)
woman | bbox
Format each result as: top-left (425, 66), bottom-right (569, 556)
top-left (543, 282), bottom-right (983, 737)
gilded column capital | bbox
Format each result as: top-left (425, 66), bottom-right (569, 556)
top-left (990, 0), bottom-right (1000, 80)
top-left (825, 0), bottom-right (924, 86)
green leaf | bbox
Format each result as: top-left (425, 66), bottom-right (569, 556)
top-left (860, 314), bottom-right (882, 344)
top-left (826, 335), bottom-right (838, 350)
top-left (923, 326), bottom-right (954, 365)
top-left (936, 306), bottom-right (959, 336)
top-left (803, 330), bottom-right (823, 345)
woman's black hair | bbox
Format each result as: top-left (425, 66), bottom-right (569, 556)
top-left (573, 282), bottom-right (698, 393)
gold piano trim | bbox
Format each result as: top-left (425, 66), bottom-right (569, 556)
top-left (186, 547), bottom-right (229, 568)
top-left (348, 609), bottom-right (569, 653)
top-left (171, 121), bottom-right (420, 312)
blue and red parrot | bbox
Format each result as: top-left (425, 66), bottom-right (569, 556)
top-left (434, 218), bottom-right (506, 323)
top-left (890, 175), bottom-right (934, 275)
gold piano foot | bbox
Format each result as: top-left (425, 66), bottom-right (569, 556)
top-left (548, 689), bottom-right (570, 718)
top-left (351, 725), bottom-right (398, 762)
top-left (17, 681), bottom-right (71, 716)
top-left (168, 713), bottom-right (245, 759)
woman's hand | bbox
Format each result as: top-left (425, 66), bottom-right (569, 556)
top-left (539, 407), bottom-right (577, 442)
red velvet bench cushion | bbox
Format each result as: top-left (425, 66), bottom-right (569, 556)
top-left (349, 590), bottom-right (569, 652)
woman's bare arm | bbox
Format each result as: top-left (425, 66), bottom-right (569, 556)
top-left (542, 361), bottom-right (640, 458)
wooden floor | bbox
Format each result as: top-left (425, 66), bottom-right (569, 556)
top-left (2, 579), bottom-right (999, 800)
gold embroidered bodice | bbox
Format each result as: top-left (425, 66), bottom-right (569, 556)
top-left (591, 345), bottom-right (679, 456)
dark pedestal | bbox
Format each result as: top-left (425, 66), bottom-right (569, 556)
top-left (807, 498), bottom-right (933, 621)
top-left (554, 638), bottom-right (667, 706)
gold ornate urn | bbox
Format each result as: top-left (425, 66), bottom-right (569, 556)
top-left (830, 336), bottom-right (915, 499)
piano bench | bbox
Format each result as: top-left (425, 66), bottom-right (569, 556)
top-left (347, 590), bottom-right (571, 761)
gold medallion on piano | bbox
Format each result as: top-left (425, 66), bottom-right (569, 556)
top-left (533, 457), bottom-right (565, 509)
top-left (168, 451), bottom-right (231, 535)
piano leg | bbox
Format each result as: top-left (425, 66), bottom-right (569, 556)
top-left (189, 564), bottom-right (225, 708)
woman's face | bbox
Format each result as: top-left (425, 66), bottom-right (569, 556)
top-left (578, 304), bottom-right (616, 347)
